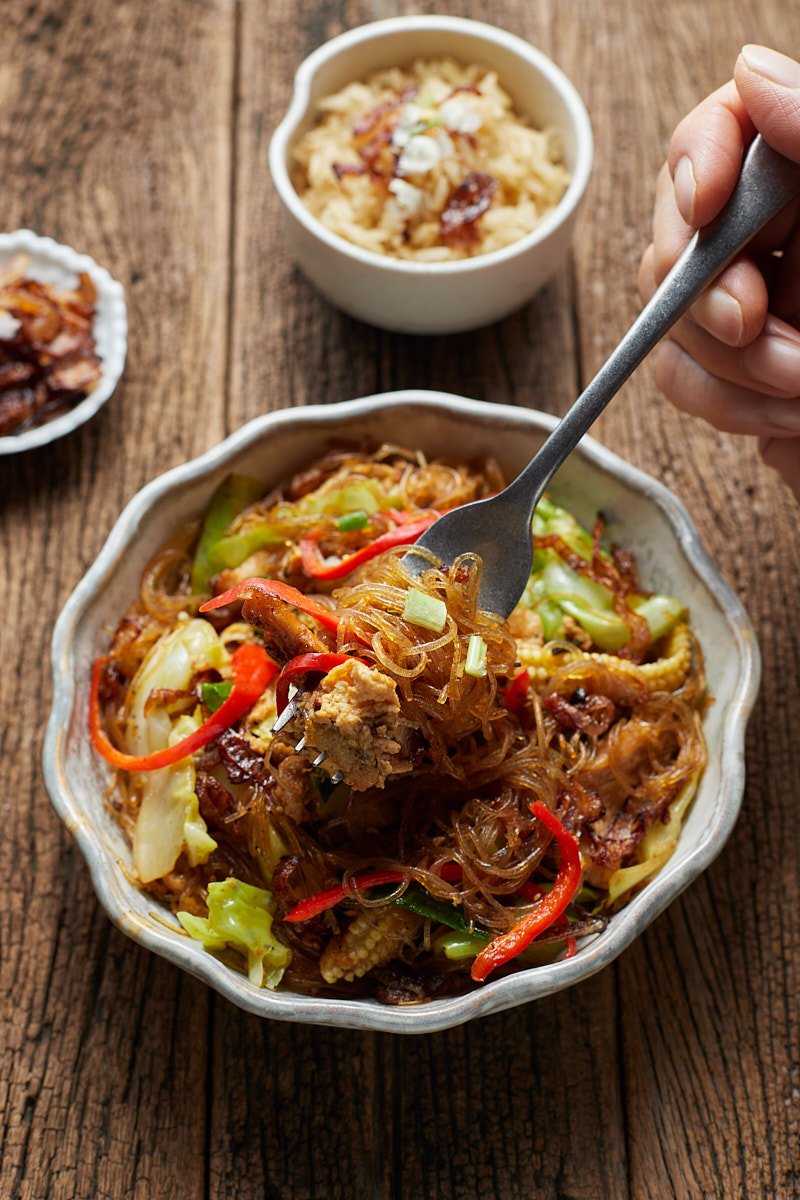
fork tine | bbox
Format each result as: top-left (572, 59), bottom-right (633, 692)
top-left (330, 770), bottom-right (344, 785)
top-left (312, 751), bottom-right (328, 767)
top-left (271, 696), bottom-right (298, 734)
top-left (294, 735), bottom-right (306, 753)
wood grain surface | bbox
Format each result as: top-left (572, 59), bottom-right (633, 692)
top-left (1, 2), bottom-right (798, 1198)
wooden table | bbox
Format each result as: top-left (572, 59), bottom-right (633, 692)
top-left (2, 2), bottom-right (798, 1197)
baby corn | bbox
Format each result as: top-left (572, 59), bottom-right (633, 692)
top-left (320, 907), bottom-right (422, 984)
top-left (516, 621), bottom-right (693, 695)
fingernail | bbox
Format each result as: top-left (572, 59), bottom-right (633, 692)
top-left (744, 334), bottom-right (800, 393)
top-left (692, 287), bottom-right (743, 344)
top-left (741, 44), bottom-right (800, 88)
top-left (673, 156), bottom-right (697, 224)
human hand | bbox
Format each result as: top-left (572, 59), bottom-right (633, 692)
top-left (638, 45), bottom-right (800, 500)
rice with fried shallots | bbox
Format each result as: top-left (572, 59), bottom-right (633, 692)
top-left (291, 58), bottom-right (570, 262)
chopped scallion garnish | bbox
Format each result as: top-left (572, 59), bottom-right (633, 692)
top-left (402, 587), bottom-right (447, 633)
top-left (464, 634), bottom-right (488, 677)
top-left (201, 679), bottom-right (233, 712)
top-left (337, 510), bottom-right (369, 532)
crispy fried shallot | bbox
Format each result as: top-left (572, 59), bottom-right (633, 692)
top-left (440, 172), bottom-right (498, 247)
top-left (0, 254), bottom-right (101, 435)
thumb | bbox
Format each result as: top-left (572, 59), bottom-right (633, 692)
top-left (734, 46), bottom-right (800, 163)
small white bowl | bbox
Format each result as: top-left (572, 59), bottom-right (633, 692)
top-left (0, 229), bottom-right (127, 455)
top-left (269, 17), bottom-right (593, 334)
top-left (45, 391), bottom-right (759, 1035)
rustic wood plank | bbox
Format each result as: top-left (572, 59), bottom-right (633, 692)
top-left (392, 984), bottom-right (627, 1200)
top-left (3, 0), bottom-right (800, 1198)
top-left (0, 1), bottom-right (234, 1197)
top-left (208, 1019), bottom-right (394, 1200)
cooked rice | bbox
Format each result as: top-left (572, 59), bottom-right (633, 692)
top-left (291, 57), bottom-right (571, 262)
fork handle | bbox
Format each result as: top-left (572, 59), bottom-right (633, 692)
top-left (509, 134), bottom-right (800, 513)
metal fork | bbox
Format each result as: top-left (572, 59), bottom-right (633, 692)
top-left (404, 135), bottom-right (800, 618)
top-left (271, 691), bottom-right (345, 782)
top-left (276, 136), bottom-right (800, 777)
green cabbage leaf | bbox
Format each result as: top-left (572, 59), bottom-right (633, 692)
top-left (127, 619), bottom-right (228, 883)
top-left (178, 878), bottom-right (290, 988)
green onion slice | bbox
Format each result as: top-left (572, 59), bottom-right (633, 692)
top-left (337, 510), bottom-right (369, 532)
top-left (464, 634), bottom-right (488, 677)
top-left (201, 679), bottom-right (234, 712)
top-left (402, 587), bottom-right (447, 633)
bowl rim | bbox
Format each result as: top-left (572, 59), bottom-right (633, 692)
top-left (268, 15), bottom-right (594, 277)
top-left (0, 229), bottom-right (128, 455)
top-left (44, 389), bottom-right (760, 1034)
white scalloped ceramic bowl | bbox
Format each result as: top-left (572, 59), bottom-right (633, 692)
top-left (45, 392), bottom-right (759, 1033)
top-left (0, 230), bottom-right (127, 455)
top-left (268, 17), bottom-right (593, 333)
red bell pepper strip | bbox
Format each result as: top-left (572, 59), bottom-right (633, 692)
top-left (436, 862), bottom-right (463, 883)
top-left (284, 861), bottom-right (464, 924)
top-left (275, 651), bottom-right (364, 716)
top-left (471, 802), bottom-right (582, 982)
top-left (199, 577), bottom-right (340, 635)
top-left (299, 514), bottom-right (438, 581)
top-left (517, 880), bottom-right (577, 956)
top-left (89, 642), bottom-right (277, 773)
top-left (284, 870), bottom-right (407, 923)
top-left (502, 668), bottom-right (531, 716)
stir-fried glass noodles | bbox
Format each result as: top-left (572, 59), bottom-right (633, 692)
top-left (91, 446), bottom-right (707, 1003)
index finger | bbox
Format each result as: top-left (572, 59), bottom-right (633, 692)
top-left (667, 79), bottom-right (756, 227)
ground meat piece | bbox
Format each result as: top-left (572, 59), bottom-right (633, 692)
top-left (543, 691), bottom-right (617, 736)
top-left (298, 659), bottom-right (413, 791)
top-left (555, 780), bottom-right (604, 833)
top-left (373, 963), bottom-right (457, 1005)
top-left (269, 854), bottom-right (303, 915)
top-left (104, 610), bottom-right (161, 683)
top-left (98, 659), bottom-right (128, 708)
top-left (239, 589), bottom-right (331, 659)
top-left (217, 729), bottom-right (269, 784)
top-left (575, 710), bottom-right (682, 886)
top-left (195, 771), bottom-right (245, 842)
top-left (269, 749), bottom-right (317, 823)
